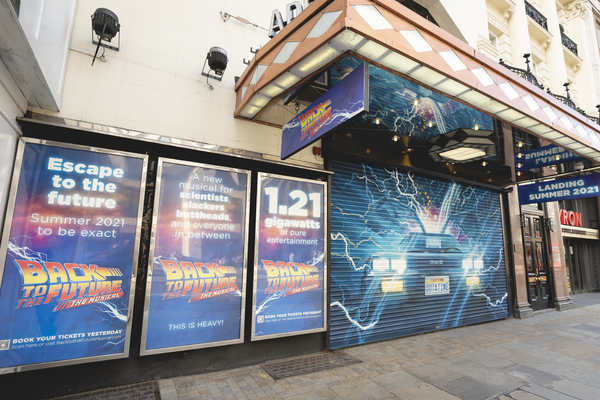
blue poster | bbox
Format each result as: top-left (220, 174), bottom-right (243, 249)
top-left (329, 160), bottom-right (509, 349)
top-left (280, 63), bottom-right (367, 159)
top-left (141, 160), bottom-right (249, 354)
top-left (518, 174), bottom-right (600, 205)
top-left (0, 139), bottom-right (145, 371)
top-left (516, 144), bottom-right (582, 171)
top-left (252, 174), bottom-right (326, 340)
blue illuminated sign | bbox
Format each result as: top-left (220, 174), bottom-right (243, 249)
top-left (516, 144), bottom-right (582, 171)
top-left (518, 174), bottom-right (600, 205)
top-left (140, 159), bottom-right (250, 355)
top-left (281, 62), bottom-right (368, 159)
top-left (252, 174), bottom-right (326, 340)
top-left (0, 139), bottom-right (146, 371)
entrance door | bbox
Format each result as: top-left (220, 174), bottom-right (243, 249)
top-left (565, 239), bottom-right (583, 294)
top-left (523, 214), bottom-right (552, 310)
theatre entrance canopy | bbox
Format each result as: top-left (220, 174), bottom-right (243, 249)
top-left (234, 0), bottom-right (600, 178)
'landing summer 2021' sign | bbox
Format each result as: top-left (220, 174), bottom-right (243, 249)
top-left (280, 62), bottom-right (368, 159)
top-left (518, 174), bottom-right (600, 205)
top-left (516, 144), bottom-right (583, 171)
top-left (252, 173), bottom-right (327, 341)
top-left (0, 139), bottom-right (146, 373)
top-left (140, 159), bottom-right (250, 355)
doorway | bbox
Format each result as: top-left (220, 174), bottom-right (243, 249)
top-left (564, 239), bottom-right (600, 294)
top-left (523, 214), bottom-right (553, 310)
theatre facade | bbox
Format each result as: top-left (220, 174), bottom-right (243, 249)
top-left (0, 0), bottom-right (599, 398)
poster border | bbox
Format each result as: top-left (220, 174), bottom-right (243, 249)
top-left (139, 157), bottom-right (251, 356)
top-left (250, 172), bottom-right (328, 341)
top-left (0, 137), bottom-right (148, 374)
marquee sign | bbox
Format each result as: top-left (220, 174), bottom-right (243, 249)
top-left (516, 144), bottom-right (583, 171)
top-left (281, 62), bottom-right (368, 159)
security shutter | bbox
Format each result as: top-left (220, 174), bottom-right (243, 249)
top-left (329, 160), bottom-right (509, 349)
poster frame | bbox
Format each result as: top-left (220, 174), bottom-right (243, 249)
top-left (140, 157), bottom-right (251, 356)
top-left (251, 172), bottom-right (328, 341)
top-left (0, 137), bottom-right (148, 374)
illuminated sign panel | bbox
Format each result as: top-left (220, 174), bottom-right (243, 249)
top-left (0, 139), bottom-right (146, 372)
top-left (251, 173), bottom-right (327, 340)
top-left (140, 159), bottom-right (250, 355)
top-left (515, 144), bottom-right (583, 171)
top-left (518, 174), bottom-right (600, 205)
top-left (281, 62), bottom-right (368, 159)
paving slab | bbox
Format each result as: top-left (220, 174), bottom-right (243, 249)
top-left (586, 355), bottom-right (600, 364)
top-left (329, 379), bottom-right (393, 400)
top-left (571, 324), bottom-right (600, 335)
top-left (392, 381), bottom-right (461, 400)
top-left (505, 390), bottom-right (548, 400)
top-left (434, 356), bottom-right (478, 371)
top-left (563, 369), bottom-right (600, 390)
top-left (482, 346), bottom-right (530, 362)
top-left (513, 356), bottom-right (576, 376)
top-left (404, 363), bottom-right (463, 385)
top-left (434, 377), bottom-right (498, 400)
top-left (501, 342), bottom-right (563, 359)
top-left (369, 370), bottom-right (422, 392)
top-left (548, 378), bottom-right (600, 400)
top-left (458, 351), bottom-right (517, 369)
top-left (283, 388), bottom-right (344, 400)
top-left (519, 383), bottom-right (579, 400)
top-left (504, 365), bottom-right (559, 386)
top-left (552, 354), bottom-right (600, 371)
top-left (459, 365), bottom-right (524, 393)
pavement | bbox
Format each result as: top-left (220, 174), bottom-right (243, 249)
top-left (52, 292), bottom-right (600, 400)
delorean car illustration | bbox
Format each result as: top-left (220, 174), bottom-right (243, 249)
top-left (364, 232), bottom-right (485, 299)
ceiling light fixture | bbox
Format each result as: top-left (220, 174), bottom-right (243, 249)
top-left (392, 135), bottom-right (399, 141)
top-left (428, 128), bottom-right (496, 163)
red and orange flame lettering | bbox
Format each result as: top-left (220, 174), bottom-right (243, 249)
top-left (261, 260), bottom-right (320, 296)
top-left (13, 260), bottom-right (124, 311)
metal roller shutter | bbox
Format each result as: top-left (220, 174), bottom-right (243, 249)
top-left (329, 160), bottom-right (509, 349)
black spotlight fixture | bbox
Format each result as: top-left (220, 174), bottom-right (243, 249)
top-left (91, 8), bottom-right (120, 66)
top-left (202, 47), bottom-right (228, 89)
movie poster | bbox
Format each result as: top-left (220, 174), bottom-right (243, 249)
top-left (252, 173), bottom-right (327, 340)
top-left (140, 159), bottom-right (250, 355)
top-left (0, 139), bottom-right (146, 372)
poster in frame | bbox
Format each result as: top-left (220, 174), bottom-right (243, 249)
top-left (251, 173), bottom-right (327, 341)
top-left (0, 138), bottom-right (147, 373)
top-left (140, 158), bottom-right (251, 355)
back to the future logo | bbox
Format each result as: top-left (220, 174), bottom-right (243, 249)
top-left (14, 260), bottom-right (124, 311)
